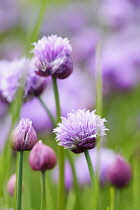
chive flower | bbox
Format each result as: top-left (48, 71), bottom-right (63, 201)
top-left (53, 109), bottom-right (108, 153)
top-left (11, 118), bottom-right (38, 151)
top-left (32, 35), bottom-right (73, 79)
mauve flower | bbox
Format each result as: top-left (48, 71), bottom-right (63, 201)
top-left (107, 155), bottom-right (132, 188)
top-left (0, 58), bottom-right (47, 103)
top-left (11, 118), bottom-right (38, 151)
top-left (32, 35), bottom-right (73, 79)
top-left (29, 141), bottom-right (57, 172)
top-left (54, 110), bottom-right (108, 153)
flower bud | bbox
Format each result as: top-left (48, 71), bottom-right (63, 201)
top-left (107, 155), bottom-right (132, 188)
top-left (7, 174), bottom-right (16, 196)
top-left (29, 140), bottom-right (57, 172)
top-left (11, 118), bottom-right (38, 151)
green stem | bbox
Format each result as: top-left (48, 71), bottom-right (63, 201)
top-left (25, 0), bottom-right (48, 54)
top-left (84, 150), bottom-right (100, 210)
top-left (41, 171), bottom-right (46, 210)
top-left (16, 151), bottom-right (24, 210)
top-left (38, 96), bottom-right (56, 127)
top-left (132, 158), bottom-right (140, 210)
top-left (95, 42), bottom-right (102, 117)
top-left (66, 151), bottom-right (81, 210)
top-left (52, 77), bottom-right (65, 210)
top-left (110, 187), bottom-right (115, 210)
top-left (52, 77), bottom-right (61, 123)
top-left (115, 190), bottom-right (122, 210)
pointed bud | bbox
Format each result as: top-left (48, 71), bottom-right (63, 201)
top-left (29, 140), bottom-right (57, 172)
top-left (11, 118), bottom-right (38, 151)
top-left (7, 174), bottom-right (16, 196)
top-left (107, 155), bottom-right (132, 188)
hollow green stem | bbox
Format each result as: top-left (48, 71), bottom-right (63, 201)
top-left (132, 158), bottom-right (140, 210)
top-left (41, 171), bottom-right (46, 210)
top-left (25, 0), bottom-right (48, 54)
top-left (95, 42), bottom-right (102, 117)
top-left (52, 77), bottom-right (61, 123)
top-left (110, 187), bottom-right (115, 210)
top-left (38, 96), bottom-right (56, 127)
top-left (66, 151), bottom-right (81, 210)
top-left (16, 151), bottom-right (24, 210)
top-left (84, 150), bottom-right (100, 210)
top-left (52, 76), bottom-right (65, 210)
top-left (115, 190), bottom-right (122, 210)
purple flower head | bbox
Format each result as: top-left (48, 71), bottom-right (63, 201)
top-left (107, 155), bottom-right (132, 188)
top-left (32, 35), bottom-right (73, 79)
top-left (54, 110), bottom-right (108, 153)
top-left (29, 140), bottom-right (57, 172)
top-left (0, 58), bottom-right (47, 103)
top-left (11, 118), bottom-right (38, 151)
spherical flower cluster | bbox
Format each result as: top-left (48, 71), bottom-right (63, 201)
top-left (32, 35), bottom-right (73, 79)
top-left (0, 58), bottom-right (47, 103)
top-left (53, 109), bottom-right (108, 153)
top-left (11, 118), bottom-right (38, 151)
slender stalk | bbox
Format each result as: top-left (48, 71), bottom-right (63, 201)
top-left (94, 42), bottom-right (103, 210)
top-left (84, 150), bottom-right (100, 210)
top-left (115, 190), bottom-right (122, 210)
top-left (16, 151), bottom-right (24, 210)
top-left (41, 171), bottom-right (46, 210)
top-left (25, 0), bottom-right (48, 55)
top-left (38, 96), bottom-right (56, 127)
top-left (52, 77), bottom-right (61, 122)
top-left (66, 151), bottom-right (81, 210)
top-left (132, 158), bottom-right (140, 210)
top-left (95, 43), bottom-right (102, 117)
top-left (110, 187), bottom-right (115, 210)
top-left (52, 76), bottom-right (65, 210)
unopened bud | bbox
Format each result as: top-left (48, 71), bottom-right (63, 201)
top-left (11, 118), bottom-right (38, 151)
top-left (107, 155), bottom-right (132, 188)
top-left (29, 140), bottom-right (57, 172)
